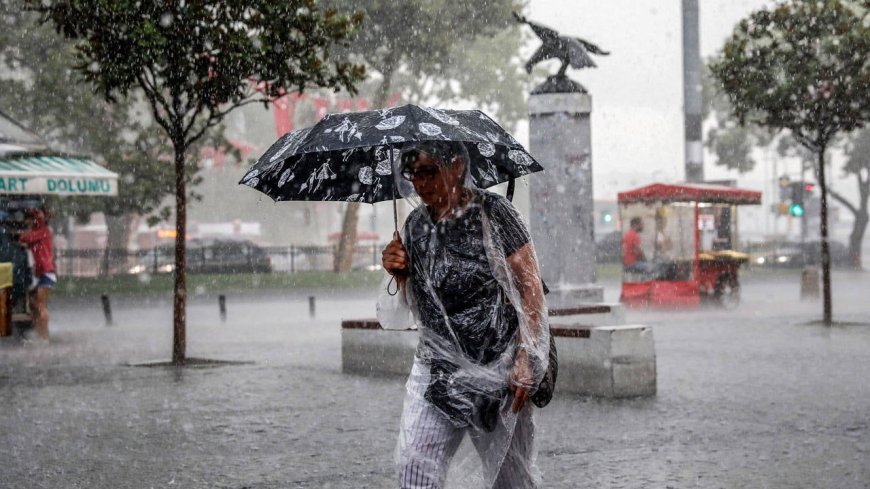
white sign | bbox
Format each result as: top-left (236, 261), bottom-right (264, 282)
top-left (0, 175), bottom-right (118, 196)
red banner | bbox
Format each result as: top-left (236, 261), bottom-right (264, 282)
top-left (272, 92), bottom-right (401, 137)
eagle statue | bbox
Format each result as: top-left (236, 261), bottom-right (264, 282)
top-left (514, 12), bottom-right (609, 77)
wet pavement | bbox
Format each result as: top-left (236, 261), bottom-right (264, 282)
top-left (1, 271), bottom-right (869, 488)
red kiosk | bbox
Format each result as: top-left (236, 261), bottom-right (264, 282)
top-left (617, 183), bottom-right (762, 308)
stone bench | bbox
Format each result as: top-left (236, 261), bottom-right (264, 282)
top-left (341, 319), bottom-right (418, 376)
top-left (551, 324), bottom-right (656, 398)
top-left (341, 304), bottom-right (655, 398)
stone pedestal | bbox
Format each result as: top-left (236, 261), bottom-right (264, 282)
top-left (528, 88), bottom-right (602, 303)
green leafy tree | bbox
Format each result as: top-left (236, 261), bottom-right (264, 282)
top-left (0, 8), bottom-right (221, 274)
top-left (326, 0), bottom-right (525, 272)
top-left (704, 8), bottom-right (870, 261)
top-left (29, 0), bottom-right (364, 364)
top-left (710, 0), bottom-right (870, 325)
top-left (706, 55), bottom-right (870, 270)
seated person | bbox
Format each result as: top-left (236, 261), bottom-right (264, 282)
top-left (623, 217), bottom-right (657, 277)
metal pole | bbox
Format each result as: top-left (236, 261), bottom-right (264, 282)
top-left (800, 161), bottom-right (808, 245)
top-left (101, 294), bottom-right (113, 326)
top-left (682, 0), bottom-right (704, 182)
top-left (391, 148), bottom-right (398, 233)
top-left (308, 296), bottom-right (316, 318)
top-left (218, 294), bottom-right (226, 322)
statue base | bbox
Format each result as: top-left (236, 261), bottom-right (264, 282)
top-left (531, 75), bottom-right (588, 94)
top-left (528, 90), bottom-right (595, 287)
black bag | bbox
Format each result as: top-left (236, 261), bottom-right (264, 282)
top-left (501, 280), bottom-right (557, 409)
top-left (529, 326), bottom-right (557, 408)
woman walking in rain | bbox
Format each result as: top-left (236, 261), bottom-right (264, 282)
top-left (380, 141), bottom-right (549, 489)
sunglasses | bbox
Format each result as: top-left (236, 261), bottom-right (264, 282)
top-left (401, 165), bottom-right (441, 181)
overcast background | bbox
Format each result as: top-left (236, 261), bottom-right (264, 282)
top-left (514, 0), bottom-right (861, 242)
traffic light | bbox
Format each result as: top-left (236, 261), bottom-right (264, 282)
top-left (774, 177), bottom-right (815, 217)
top-left (600, 210), bottom-right (613, 224)
top-left (789, 202), bottom-right (805, 217)
top-left (788, 181), bottom-right (811, 217)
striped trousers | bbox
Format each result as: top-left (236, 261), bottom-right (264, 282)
top-left (397, 358), bottom-right (538, 489)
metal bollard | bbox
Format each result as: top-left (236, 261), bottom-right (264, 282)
top-left (101, 294), bottom-right (113, 326)
top-left (218, 294), bottom-right (227, 322)
top-left (309, 296), bottom-right (316, 318)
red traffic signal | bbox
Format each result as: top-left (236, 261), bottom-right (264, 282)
top-left (804, 183), bottom-right (814, 193)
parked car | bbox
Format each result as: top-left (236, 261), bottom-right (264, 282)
top-left (746, 240), bottom-right (849, 269)
top-left (130, 239), bottom-right (272, 274)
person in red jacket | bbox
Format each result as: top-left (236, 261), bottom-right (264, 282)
top-left (19, 208), bottom-right (55, 341)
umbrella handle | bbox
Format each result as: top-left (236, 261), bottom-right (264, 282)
top-left (393, 189), bottom-right (398, 234)
top-left (391, 145), bottom-right (398, 233)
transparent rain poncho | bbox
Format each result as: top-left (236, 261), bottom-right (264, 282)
top-left (377, 141), bottom-right (550, 488)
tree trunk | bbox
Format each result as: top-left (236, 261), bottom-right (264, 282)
top-left (101, 213), bottom-right (133, 275)
top-left (334, 202), bottom-right (360, 272)
top-left (817, 146), bottom-right (833, 326)
top-left (172, 142), bottom-right (188, 365)
top-left (334, 62), bottom-right (397, 272)
top-left (127, 214), bottom-right (141, 250)
top-left (848, 209), bottom-right (867, 270)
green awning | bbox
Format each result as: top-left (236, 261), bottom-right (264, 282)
top-left (0, 155), bottom-right (118, 196)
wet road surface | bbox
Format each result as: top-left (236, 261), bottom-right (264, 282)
top-left (1, 271), bottom-right (868, 488)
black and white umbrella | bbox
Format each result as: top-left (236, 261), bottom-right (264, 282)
top-left (239, 104), bottom-right (543, 228)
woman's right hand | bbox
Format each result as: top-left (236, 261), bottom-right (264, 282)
top-left (382, 231), bottom-right (409, 279)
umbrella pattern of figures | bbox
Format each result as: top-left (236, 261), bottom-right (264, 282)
top-left (239, 104), bottom-right (543, 205)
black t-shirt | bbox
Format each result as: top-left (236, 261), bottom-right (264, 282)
top-left (404, 190), bottom-right (530, 365)
top-left (404, 191), bottom-right (530, 431)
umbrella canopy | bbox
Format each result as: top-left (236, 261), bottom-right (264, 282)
top-left (239, 104), bottom-right (543, 204)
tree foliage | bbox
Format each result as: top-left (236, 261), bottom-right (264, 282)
top-left (328, 0), bottom-right (523, 118)
top-left (27, 0), bottom-right (365, 364)
top-left (28, 0), bottom-right (365, 149)
top-left (710, 0), bottom-right (870, 322)
top-left (710, 0), bottom-right (869, 151)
